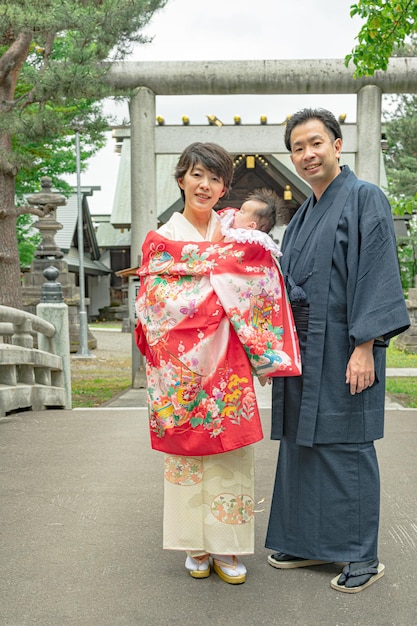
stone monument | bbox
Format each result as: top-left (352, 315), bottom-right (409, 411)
top-left (21, 177), bottom-right (97, 352)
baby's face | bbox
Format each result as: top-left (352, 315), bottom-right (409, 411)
top-left (233, 200), bottom-right (264, 230)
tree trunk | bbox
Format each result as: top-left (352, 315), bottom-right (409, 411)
top-left (0, 168), bottom-right (22, 309)
top-left (0, 32), bottom-right (33, 309)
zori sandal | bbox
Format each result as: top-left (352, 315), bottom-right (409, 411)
top-left (330, 559), bottom-right (385, 593)
top-left (185, 554), bottom-right (211, 579)
top-left (212, 555), bottom-right (247, 585)
top-left (268, 552), bottom-right (331, 569)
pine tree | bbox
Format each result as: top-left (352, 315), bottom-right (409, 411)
top-left (0, 0), bottom-right (167, 307)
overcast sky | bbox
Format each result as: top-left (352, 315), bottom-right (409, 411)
top-left (73, 0), bottom-right (365, 213)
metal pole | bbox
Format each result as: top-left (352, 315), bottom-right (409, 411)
top-left (75, 130), bottom-right (92, 357)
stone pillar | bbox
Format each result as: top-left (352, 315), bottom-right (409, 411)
top-left (129, 87), bottom-right (157, 387)
top-left (129, 86), bottom-right (158, 263)
top-left (355, 85), bottom-right (382, 185)
top-left (37, 267), bottom-right (72, 408)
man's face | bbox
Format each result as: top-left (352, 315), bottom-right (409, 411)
top-left (289, 119), bottom-right (342, 197)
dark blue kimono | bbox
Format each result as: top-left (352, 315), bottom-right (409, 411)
top-left (266, 166), bottom-right (410, 561)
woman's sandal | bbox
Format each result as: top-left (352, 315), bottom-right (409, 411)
top-left (212, 555), bottom-right (247, 585)
top-left (330, 559), bottom-right (385, 593)
top-left (185, 554), bottom-right (211, 579)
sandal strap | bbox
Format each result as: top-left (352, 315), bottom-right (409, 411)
top-left (212, 556), bottom-right (238, 570)
top-left (338, 559), bottom-right (379, 584)
top-left (192, 554), bottom-right (210, 564)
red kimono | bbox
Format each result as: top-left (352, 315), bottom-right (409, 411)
top-left (135, 231), bottom-right (300, 456)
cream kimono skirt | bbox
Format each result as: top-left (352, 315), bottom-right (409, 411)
top-left (163, 446), bottom-right (255, 555)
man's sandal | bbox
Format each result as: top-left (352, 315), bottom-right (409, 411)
top-left (268, 551), bottom-right (330, 569)
top-left (330, 559), bottom-right (385, 593)
top-left (185, 554), bottom-right (211, 579)
top-left (212, 555), bottom-right (246, 584)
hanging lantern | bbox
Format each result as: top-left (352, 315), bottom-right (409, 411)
top-left (284, 185), bottom-right (292, 201)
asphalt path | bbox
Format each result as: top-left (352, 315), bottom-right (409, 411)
top-left (1, 328), bottom-right (416, 625)
top-left (2, 405), bottom-right (417, 626)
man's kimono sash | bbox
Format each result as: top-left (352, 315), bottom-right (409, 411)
top-left (135, 232), bottom-right (301, 456)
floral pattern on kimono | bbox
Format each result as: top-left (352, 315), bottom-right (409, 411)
top-left (135, 231), bottom-right (301, 456)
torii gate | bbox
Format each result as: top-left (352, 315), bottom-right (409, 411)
top-left (105, 57), bottom-right (417, 267)
top-left (105, 57), bottom-right (417, 384)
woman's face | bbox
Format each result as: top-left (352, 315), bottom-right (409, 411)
top-left (178, 162), bottom-right (226, 214)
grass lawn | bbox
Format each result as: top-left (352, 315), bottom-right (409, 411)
top-left (385, 343), bottom-right (417, 408)
top-left (71, 345), bottom-right (131, 409)
top-left (386, 343), bottom-right (417, 368)
top-left (71, 373), bottom-right (132, 408)
top-left (70, 333), bottom-right (417, 409)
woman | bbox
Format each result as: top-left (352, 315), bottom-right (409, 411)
top-left (135, 142), bottom-right (300, 584)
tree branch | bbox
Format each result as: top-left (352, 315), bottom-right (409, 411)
top-left (0, 30), bottom-right (32, 86)
top-left (19, 30), bottom-right (57, 108)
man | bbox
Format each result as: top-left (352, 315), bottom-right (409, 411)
top-left (265, 108), bottom-right (410, 592)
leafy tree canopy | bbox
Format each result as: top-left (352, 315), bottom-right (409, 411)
top-left (17, 213), bottom-right (41, 269)
top-left (0, 0), bottom-right (167, 308)
top-left (382, 36), bottom-right (417, 215)
top-left (384, 95), bottom-right (417, 202)
top-left (346, 0), bottom-right (417, 76)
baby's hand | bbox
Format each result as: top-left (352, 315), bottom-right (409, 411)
top-left (258, 376), bottom-right (272, 387)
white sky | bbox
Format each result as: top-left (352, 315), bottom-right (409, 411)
top-left (72, 0), bottom-right (365, 213)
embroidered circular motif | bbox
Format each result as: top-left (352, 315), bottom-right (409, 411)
top-left (164, 456), bottom-right (203, 486)
top-left (210, 493), bottom-right (254, 524)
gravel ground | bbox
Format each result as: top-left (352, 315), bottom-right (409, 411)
top-left (71, 326), bottom-right (132, 367)
top-left (86, 327), bottom-right (133, 360)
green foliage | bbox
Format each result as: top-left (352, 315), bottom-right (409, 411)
top-left (395, 217), bottom-right (417, 293)
top-left (71, 375), bottom-right (132, 408)
top-left (383, 91), bottom-right (417, 202)
top-left (386, 342), bottom-right (417, 367)
top-left (386, 378), bottom-right (417, 407)
top-left (0, 0), bottom-right (167, 181)
top-left (0, 0), bottom-right (168, 308)
top-left (346, 0), bottom-right (417, 76)
top-left (16, 213), bottom-right (41, 269)
top-left (389, 195), bottom-right (417, 217)
top-left (386, 344), bottom-right (417, 408)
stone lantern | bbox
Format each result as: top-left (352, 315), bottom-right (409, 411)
top-left (22, 177), bottom-right (97, 351)
top-left (27, 177), bottom-right (67, 259)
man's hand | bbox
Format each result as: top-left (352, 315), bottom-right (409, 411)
top-left (345, 340), bottom-right (375, 395)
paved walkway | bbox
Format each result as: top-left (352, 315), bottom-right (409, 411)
top-left (2, 378), bottom-right (417, 625)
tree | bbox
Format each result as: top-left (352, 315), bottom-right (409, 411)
top-left (17, 213), bottom-right (41, 269)
top-left (0, 0), bottom-right (167, 308)
top-left (346, 0), bottom-right (417, 76)
top-left (384, 94), bottom-right (417, 202)
top-left (381, 35), bottom-right (417, 214)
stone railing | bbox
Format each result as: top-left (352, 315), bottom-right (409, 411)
top-left (0, 269), bottom-right (72, 416)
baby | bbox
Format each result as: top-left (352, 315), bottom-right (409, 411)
top-left (213, 188), bottom-right (282, 257)
top-left (214, 188), bottom-right (284, 387)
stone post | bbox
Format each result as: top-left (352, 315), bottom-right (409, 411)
top-left (129, 87), bottom-right (157, 387)
top-left (356, 85), bottom-right (382, 185)
top-left (36, 266), bottom-right (72, 409)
